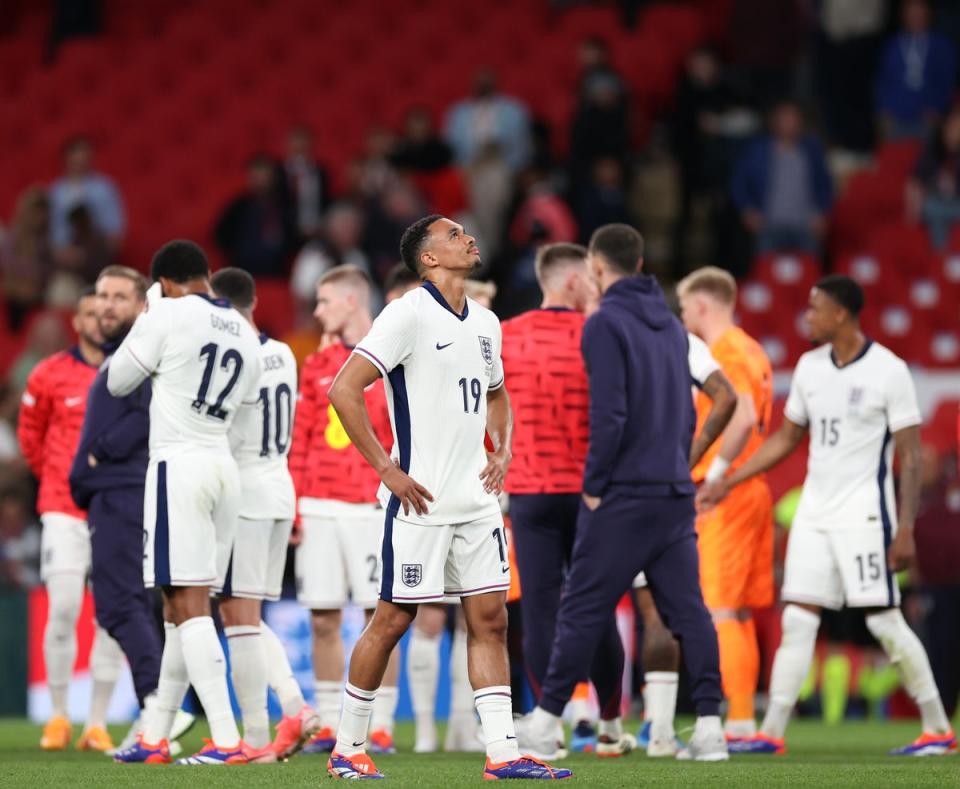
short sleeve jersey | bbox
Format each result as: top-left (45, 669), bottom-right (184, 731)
top-left (229, 335), bottom-right (298, 520)
top-left (692, 326), bottom-right (773, 483)
top-left (500, 308), bottom-right (589, 495)
top-left (687, 332), bottom-right (720, 387)
top-left (354, 282), bottom-right (504, 525)
top-left (112, 294), bottom-right (262, 459)
top-left (784, 341), bottom-right (921, 529)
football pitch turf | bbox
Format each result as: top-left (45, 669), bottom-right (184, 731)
top-left (0, 718), bottom-right (955, 787)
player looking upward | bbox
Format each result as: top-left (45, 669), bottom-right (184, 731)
top-left (18, 289), bottom-right (123, 752)
top-left (289, 266), bottom-right (401, 755)
top-left (209, 268), bottom-right (320, 762)
top-left (325, 215), bottom-right (570, 780)
top-left (699, 275), bottom-right (957, 757)
top-left (109, 240), bottom-right (261, 765)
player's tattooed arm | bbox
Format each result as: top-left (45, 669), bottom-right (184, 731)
top-left (481, 384), bottom-right (513, 495)
top-left (697, 415), bottom-right (806, 510)
top-left (329, 354), bottom-right (434, 516)
top-left (889, 424), bottom-right (922, 571)
top-left (689, 369), bottom-right (736, 469)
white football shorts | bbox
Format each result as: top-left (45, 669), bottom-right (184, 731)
top-left (214, 517), bottom-right (292, 601)
top-left (296, 499), bottom-right (384, 609)
top-left (781, 521), bottom-right (900, 610)
top-left (40, 512), bottom-right (90, 581)
top-left (143, 452), bottom-right (240, 589)
top-left (381, 510), bottom-right (512, 604)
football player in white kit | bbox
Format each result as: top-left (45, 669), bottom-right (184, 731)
top-left (325, 215), bottom-right (570, 781)
top-left (209, 268), bottom-right (321, 762)
top-left (109, 241), bottom-right (262, 765)
top-left (699, 275), bottom-right (957, 757)
top-left (632, 331), bottom-right (736, 757)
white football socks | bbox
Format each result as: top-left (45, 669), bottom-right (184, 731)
top-left (44, 574), bottom-right (83, 718)
top-left (865, 609), bottom-right (952, 734)
top-left (315, 679), bottom-right (343, 730)
top-left (335, 682), bottom-right (376, 756)
top-left (143, 622), bottom-right (189, 744)
top-left (598, 717), bottom-right (623, 740)
top-left (371, 686), bottom-right (398, 734)
top-left (644, 671), bottom-right (678, 743)
top-left (475, 686), bottom-right (520, 764)
top-left (179, 616), bottom-right (240, 749)
top-left (225, 625), bottom-right (269, 749)
top-left (761, 605), bottom-right (820, 739)
top-left (407, 628), bottom-right (440, 740)
top-left (86, 626), bottom-right (123, 729)
top-left (261, 620), bottom-right (306, 718)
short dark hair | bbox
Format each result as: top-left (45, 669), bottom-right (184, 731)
top-left (534, 242), bottom-right (587, 284)
top-left (150, 239), bottom-right (210, 284)
top-left (384, 262), bottom-right (422, 293)
top-left (399, 214), bottom-right (443, 274)
top-left (588, 223), bottom-right (644, 275)
top-left (62, 135), bottom-right (91, 156)
top-left (211, 267), bottom-right (256, 310)
top-left (815, 275), bottom-right (864, 317)
top-left (78, 285), bottom-right (96, 300)
top-left (96, 265), bottom-right (148, 301)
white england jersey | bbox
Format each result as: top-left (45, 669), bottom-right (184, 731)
top-left (229, 335), bottom-right (298, 520)
top-left (783, 341), bottom-right (921, 530)
top-left (354, 282), bottom-right (504, 526)
top-left (108, 293), bottom-right (262, 459)
top-left (688, 332), bottom-right (720, 387)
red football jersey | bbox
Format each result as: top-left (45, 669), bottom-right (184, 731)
top-left (501, 309), bottom-right (589, 494)
top-left (17, 347), bottom-right (99, 519)
top-left (289, 342), bottom-right (393, 504)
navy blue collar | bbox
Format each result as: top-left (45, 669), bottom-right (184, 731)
top-left (193, 292), bottom-right (232, 309)
top-left (540, 306), bottom-right (576, 313)
top-left (422, 281), bottom-right (468, 321)
top-left (830, 338), bottom-right (872, 369)
top-left (258, 331), bottom-right (269, 346)
top-left (69, 345), bottom-right (98, 368)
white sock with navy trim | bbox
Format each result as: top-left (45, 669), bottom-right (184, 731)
top-left (474, 686), bottom-right (520, 764)
top-left (335, 682), bottom-right (376, 756)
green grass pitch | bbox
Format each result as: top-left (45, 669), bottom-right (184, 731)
top-left (0, 718), bottom-right (955, 787)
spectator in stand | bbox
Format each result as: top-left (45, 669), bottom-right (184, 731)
top-left (382, 263), bottom-right (421, 303)
top-left (573, 156), bottom-right (632, 244)
top-left (290, 202), bottom-right (373, 309)
top-left (362, 179), bottom-right (425, 280)
top-left (390, 107), bottom-right (454, 173)
top-left (281, 124), bottom-right (331, 241)
top-left (48, 136), bottom-right (124, 254)
top-left (907, 107), bottom-right (960, 249)
top-left (445, 68), bottom-right (532, 172)
top-left (913, 444), bottom-right (960, 717)
top-left (815, 0), bottom-right (886, 154)
top-left (0, 187), bottom-right (53, 331)
top-left (214, 153), bottom-right (298, 277)
top-left (465, 143), bottom-right (513, 264)
top-left (8, 311), bottom-right (69, 396)
top-left (48, 204), bottom-right (113, 308)
top-left (570, 38), bottom-right (630, 181)
top-left (876, 0), bottom-right (957, 139)
top-left (731, 101), bottom-right (833, 255)
top-left (347, 125), bottom-right (399, 201)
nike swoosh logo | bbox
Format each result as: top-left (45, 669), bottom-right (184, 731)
top-left (506, 735), bottom-right (517, 740)
top-left (436, 342), bottom-right (454, 350)
top-left (352, 740), bottom-right (366, 747)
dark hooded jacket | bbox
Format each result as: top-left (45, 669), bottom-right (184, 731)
top-left (581, 275), bottom-right (695, 497)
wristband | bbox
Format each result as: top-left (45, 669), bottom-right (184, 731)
top-left (705, 455), bottom-right (731, 483)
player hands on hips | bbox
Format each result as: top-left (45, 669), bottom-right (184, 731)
top-left (324, 215), bottom-right (570, 780)
top-left (698, 276), bottom-right (956, 757)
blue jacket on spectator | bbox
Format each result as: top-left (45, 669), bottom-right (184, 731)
top-left (730, 135), bottom-right (834, 216)
top-left (875, 32), bottom-right (956, 125)
top-left (69, 352), bottom-right (150, 510)
top-left (580, 275), bottom-right (695, 498)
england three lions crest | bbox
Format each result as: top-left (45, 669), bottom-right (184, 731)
top-left (478, 336), bottom-right (493, 365)
top-left (402, 564), bottom-right (422, 587)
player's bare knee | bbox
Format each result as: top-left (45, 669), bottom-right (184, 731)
top-left (163, 586), bottom-right (211, 625)
top-left (463, 597), bottom-right (508, 642)
top-left (413, 603), bottom-right (446, 638)
top-left (643, 624), bottom-right (679, 671)
top-left (311, 609), bottom-right (343, 643)
top-left (219, 596), bottom-right (260, 628)
top-left (367, 602), bottom-right (415, 648)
